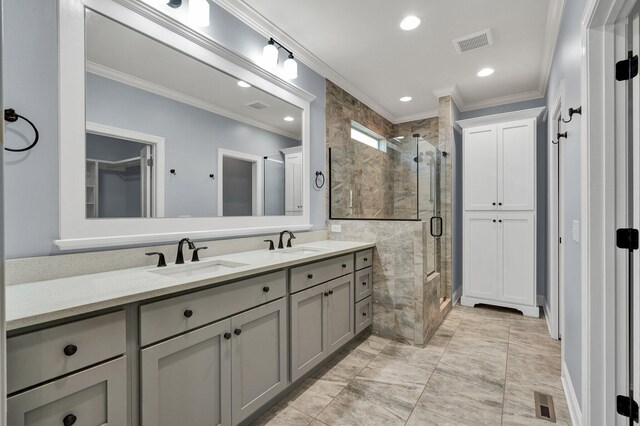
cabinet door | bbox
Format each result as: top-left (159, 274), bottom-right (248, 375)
top-left (8, 357), bottom-right (127, 426)
top-left (140, 319), bottom-right (231, 426)
top-left (290, 283), bottom-right (328, 382)
top-left (464, 213), bottom-right (499, 299)
top-left (231, 298), bottom-right (288, 425)
top-left (464, 125), bottom-right (498, 210)
top-left (327, 275), bottom-right (355, 354)
top-left (498, 119), bottom-right (535, 210)
top-left (499, 212), bottom-right (536, 305)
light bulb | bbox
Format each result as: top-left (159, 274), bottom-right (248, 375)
top-left (283, 56), bottom-right (298, 79)
top-left (188, 0), bottom-right (210, 27)
top-left (262, 42), bottom-right (279, 70)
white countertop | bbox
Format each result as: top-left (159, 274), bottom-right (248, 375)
top-left (6, 240), bottom-right (374, 331)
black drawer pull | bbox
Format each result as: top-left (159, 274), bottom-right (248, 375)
top-left (63, 345), bottom-right (78, 357)
top-left (324, 291), bottom-right (330, 296)
top-left (63, 414), bottom-right (77, 426)
top-left (362, 312), bottom-right (367, 316)
top-left (328, 290), bottom-right (334, 295)
top-left (263, 286), bottom-right (270, 293)
top-left (362, 281), bottom-right (367, 286)
top-left (363, 257), bottom-right (368, 262)
top-left (234, 328), bottom-right (242, 336)
top-left (342, 263), bottom-right (347, 268)
top-left (307, 273), bottom-right (313, 279)
top-left (184, 309), bottom-right (194, 318)
top-left (224, 332), bottom-right (232, 340)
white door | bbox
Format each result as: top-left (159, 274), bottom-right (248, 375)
top-left (499, 212), bottom-right (535, 306)
top-left (498, 119), bottom-right (535, 211)
top-left (463, 212), bottom-right (499, 299)
top-left (140, 145), bottom-right (152, 217)
top-left (464, 125), bottom-right (498, 210)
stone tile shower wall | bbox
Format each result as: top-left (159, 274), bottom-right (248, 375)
top-left (325, 80), bottom-right (455, 346)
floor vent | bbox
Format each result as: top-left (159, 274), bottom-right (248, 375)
top-left (453, 29), bottom-right (493, 54)
top-left (246, 101), bottom-right (270, 110)
top-left (534, 391), bottom-right (557, 422)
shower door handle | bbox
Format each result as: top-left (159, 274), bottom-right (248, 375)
top-left (430, 216), bottom-right (443, 239)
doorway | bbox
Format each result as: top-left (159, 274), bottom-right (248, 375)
top-left (217, 149), bottom-right (263, 217)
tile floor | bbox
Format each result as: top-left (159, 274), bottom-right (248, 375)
top-left (253, 304), bottom-right (570, 426)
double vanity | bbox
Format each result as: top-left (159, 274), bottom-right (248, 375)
top-left (5, 240), bottom-right (374, 425)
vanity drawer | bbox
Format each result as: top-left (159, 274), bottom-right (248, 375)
top-left (290, 254), bottom-right (354, 293)
top-left (7, 311), bottom-right (126, 394)
top-left (355, 249), bottom-right (373, 271)
top-left (355, 267), bottom-right (373, 302)
top-left (140, 270), bottom-right (286, 346)
top-left (355, 296), bottom-right (373, 334)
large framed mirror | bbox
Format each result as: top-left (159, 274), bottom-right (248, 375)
top-left (58, 0), bottom-right (313, 249)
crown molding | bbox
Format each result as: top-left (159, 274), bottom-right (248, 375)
top-left (211, 0), bottom-right (396, 123)
top-left (538, 0), bottom-right (566, 96)
top-left (433, 86), bottom-right (465, 111)
top-left (87, 61), bottom-right (302, 140)
top-left (455, 106), bottom-right (546, 129)
top-left (462, 89), bottom-right (544, 112)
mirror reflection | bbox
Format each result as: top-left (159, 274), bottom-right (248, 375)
top-left (85, 10), bottom-right (303, 219)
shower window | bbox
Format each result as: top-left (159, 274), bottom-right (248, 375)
top-left (350, 121), bottom-right (387, 152)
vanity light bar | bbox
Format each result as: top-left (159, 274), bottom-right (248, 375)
top-left (263, 38), bottom-right (298, 79)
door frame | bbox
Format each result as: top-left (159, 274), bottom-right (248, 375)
top-left (548, 81), bottom-right (565, 341)
top-left (86, 121), bottom-right (166, 217)
top-left (217, 148), bottom-right (264, 217)
top-left (581, 0), bottom-right (638, 423)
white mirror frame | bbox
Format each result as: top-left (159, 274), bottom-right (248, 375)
top-left (58, 0), bottom-right (314, 250)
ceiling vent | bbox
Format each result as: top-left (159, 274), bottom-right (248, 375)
top-left (453, 29), bottom-right (493, 54)
top-left (246, 100), bottom-right (270, 110)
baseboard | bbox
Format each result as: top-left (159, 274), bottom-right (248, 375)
top-left (541, 296), bottom-right (553, 337)
top-left (452, 286), bottom-right (462, 305)
top-left (562, 362), bottom-right (583, 426)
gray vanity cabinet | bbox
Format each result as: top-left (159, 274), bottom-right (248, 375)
top-left (326, 275), bottom-right (355, 354)
top-left (290, 275), bottom-right (354, 382)
top-left (140, 318), bottom-right (232, 426)
top-left (7, 357), bottom-right (127, 426)
top-left (231, 298), bottom-right (288, 424)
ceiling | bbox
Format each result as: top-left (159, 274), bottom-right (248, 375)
top-left (228, 0), bottom-right (562, 122)
top-left (86, 10), bottom-right (303, 140)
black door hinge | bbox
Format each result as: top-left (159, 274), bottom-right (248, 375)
top-left (617, 228), bottom-right (639, 250)
top-left (617, 51), bottom-right (639, 81)
top-left (617, 395), bottom-right (639, 422)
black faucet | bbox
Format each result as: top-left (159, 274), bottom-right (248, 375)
top-left (176, 238), bottom-right (196, 264)
top-left (278, 230), bottom-right (296, 249)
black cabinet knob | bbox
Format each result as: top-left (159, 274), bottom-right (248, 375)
top-left (493, 219), bottom-right (497, 223)
top-left (307, 274), bottom-right (313, 279)
top-left (492, 202), bottom-right (496, 206)
top-left (63, 414), bottom-right (77, 426)
top-left (499, 202), bottom-right (503, 206)
top-left (362, 281), bottom-right (367, 286)
top-left (263, 286), bottom-right (270, 293)
top-left (342, 263), bottom-right (347, 268)
top-left (364, 257), bottom-right (368, 262)
top-left (234, 328), bottom-right (242, 336)
top-left (63, 345), bottom-right (78, 357)
top-left (184, 309), bottom-right (194, 318)
top-left (328, 290), bottom-right (334, 295)
top-left (324, 291), bottom-right (329, 296)
top-left (499, 220), bottom-right (503, 223)
top-left (362, 312), bottom-right (367, 316)
top-left (224, 332), bottom-right (232, 340)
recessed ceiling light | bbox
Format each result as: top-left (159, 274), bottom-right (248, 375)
top-left (400, 16), bottom-right (421, 31)
top-left (237, 80), bottom-right (251, 88)
top-left (284, 116), bottom-right (294, 122)
top-left (477, 68), bottom-right (495, 77)
top-left (400, 96), bottom-right (413, 102)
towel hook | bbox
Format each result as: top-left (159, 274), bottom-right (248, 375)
top-left (4, 108), bottom-right (40, 152)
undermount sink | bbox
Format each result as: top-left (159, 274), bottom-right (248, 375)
top-left (279, 247), bottom-right (327, 256)
top-left (150, 260), bottom-right (247, 279)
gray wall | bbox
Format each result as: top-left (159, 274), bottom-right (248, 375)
top-left (86, 134), bottom-right (147, 162)
top-left (87, 73), bottom-right (299, 218)
top-left (2, 0), bottom-right (326, 259)
top-left (451, 100), bottom-right (463, 299)
top-left (544, 0), bottom-right (588, 406)
top-left (457, 97), bottom-right (548, 302)
top-left (0, 0), bottom-right (6, 418)
top-left (222, 157), bottom-right (253, 216)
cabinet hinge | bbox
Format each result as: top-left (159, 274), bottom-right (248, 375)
top-left (617, 228), bottom-right (639, 250)
top-left (617, 395), bottom-right (639, 421)
top-left (616, 51), bottom-right (639, 81)
top-left (147, 157), bottom-right (153, 167)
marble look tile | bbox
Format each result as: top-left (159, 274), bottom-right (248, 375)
top-left (284, 378), bottom-right (337, 417)
top-left (509, 323), bottom-right (561, 352)
top-left (308, 421), bottom-right (328, 426)
top-left (344, 333), bottom-right (391, 356)
top-left (359, 352), bottom-right (434, 385)
top-left (502, 382), bottom-right (572, 426)
top-left (381, 342), bottom-right (443, 370)
top-left (455, 316), bottom-right (510, 343)
top-left (316, 386), bottom-right (406, 426)
top-left (315, 348), bottom-right (376, 382)
top-left (436, 335), bottom-right (508, 392)
top-left (406, 406), bottom-right (471, 426)
top-left (252, 402), bottom-right (313, 426)
top-left (347, 377), bottom-right (423, 421)
top-left (416, 371), bottom-right (504, 425)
